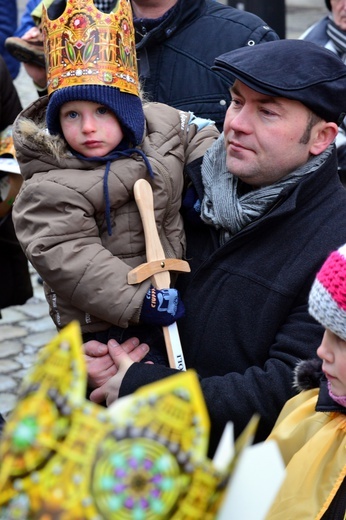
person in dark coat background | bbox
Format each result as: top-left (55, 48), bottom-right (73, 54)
top-left (84, 40), bottom-right (346, 457)
top-left (0, 55), bottom-right (33, 316)
top-left (300, 0), bottom-right (346, 182)
top-left (132, 0), bottom-right (279, 131)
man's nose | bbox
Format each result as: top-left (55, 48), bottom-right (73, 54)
top-left (227, 108), bottom-right (252, 134)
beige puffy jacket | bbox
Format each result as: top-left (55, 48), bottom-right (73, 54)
top-left (12, 96), bottom-right (218, 333)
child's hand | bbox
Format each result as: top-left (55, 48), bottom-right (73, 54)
top-left (88, 340), bottom-right (144, 405)
top-left (84, 337), bottom-right (149, 389)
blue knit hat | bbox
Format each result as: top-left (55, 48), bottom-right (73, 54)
top-left (46, 84), bottom-right (145, 146)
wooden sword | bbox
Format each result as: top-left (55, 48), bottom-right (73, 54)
top-left (127, 179), bottom-right (190, 370)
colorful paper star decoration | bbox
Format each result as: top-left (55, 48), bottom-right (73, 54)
top-left (0, 321), bottom-right (230, 519)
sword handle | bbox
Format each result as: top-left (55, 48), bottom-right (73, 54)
top-left (134, 179), bottom-right (170, 289)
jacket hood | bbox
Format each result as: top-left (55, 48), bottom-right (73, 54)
top-left (293, 358), bottom-right (324, 391)
top-left (13, 96), bottom-right (101, 181)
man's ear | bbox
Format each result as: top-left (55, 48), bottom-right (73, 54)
top-left (309, 122), bottom-right (339, 156)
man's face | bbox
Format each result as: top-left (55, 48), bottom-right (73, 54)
top-left (223, 80), bottom-right (318, 188)
top-left (331, 0), bottom-right (346, 31)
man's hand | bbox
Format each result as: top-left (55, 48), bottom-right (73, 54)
top-left (84, 337), bottom-right (149, 390)
top-left (88, 340), bottom-right (143, 406)
top-left (21, 26), bottom-right (47, 88)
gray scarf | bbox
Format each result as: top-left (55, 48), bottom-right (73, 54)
top-left (201, 134), bottom-right (331, 245)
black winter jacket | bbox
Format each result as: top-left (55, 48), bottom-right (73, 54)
top-left (120, 147), bottom-right (346, 456)
top-left (134, 0), bottom-right (279, 130)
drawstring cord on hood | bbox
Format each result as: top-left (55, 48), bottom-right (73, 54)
top-left (74, 147), bottom-right (154, 236)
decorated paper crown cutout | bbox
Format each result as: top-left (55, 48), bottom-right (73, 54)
top-left (41, 0), bottom-right (139, 97)
top-left (0, 321), bottom-right (241, 519)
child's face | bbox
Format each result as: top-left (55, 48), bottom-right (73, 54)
top-left (60, 100), bottom-right (124, 157)
top-left (317, 329), bottom-right (346, 396)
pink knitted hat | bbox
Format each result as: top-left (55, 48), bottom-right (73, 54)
top-left (309, 244), bottom-right (346, 341)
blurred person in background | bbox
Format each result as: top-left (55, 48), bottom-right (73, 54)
top-left (300, 0), bottom-right (346, 183)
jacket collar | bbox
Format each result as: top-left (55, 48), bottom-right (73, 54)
top-left (316, 379), bottom-right (346, 414)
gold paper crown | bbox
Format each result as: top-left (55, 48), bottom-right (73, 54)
top-left (0, 322), bottom-right (234, 519)
top-left (41, 0), bottom-right (139, 97)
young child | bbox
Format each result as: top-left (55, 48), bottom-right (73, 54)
top-left (266, 244), bottom-right (346, 520)
top-left (12, 0), bottom-right (218, 364)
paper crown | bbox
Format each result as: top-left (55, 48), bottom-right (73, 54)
top-left (41, 0), bottom-right (140, 97)
top-left (0, 322), bottom-right (236, 519)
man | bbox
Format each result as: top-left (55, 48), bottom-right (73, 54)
top-left (6, 0), bottom-right (278, 128)
top-left (300, 0), bottom-right (345, 48)
top-left (300, 0), bottom-right (346, 179)
top-left (85, 39), bottom-right (346, 456)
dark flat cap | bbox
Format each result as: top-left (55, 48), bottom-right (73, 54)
top-left (213, 39), bottom-right (346, 124)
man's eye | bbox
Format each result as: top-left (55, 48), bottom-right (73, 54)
top-left (261, 109), bottom-right (277, 117)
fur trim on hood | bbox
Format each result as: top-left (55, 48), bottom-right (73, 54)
top-left (12, 96), bottom-right (100, 181)
top-left (293, 358), bottom-right (323, 392)
top-left (15, 117), bottom-right (70, 162)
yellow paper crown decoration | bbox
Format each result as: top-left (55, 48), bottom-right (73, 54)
top-left (41, 0), bottom-right (139, 97)
top-left (0, 322), bottom-right (234, 519)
